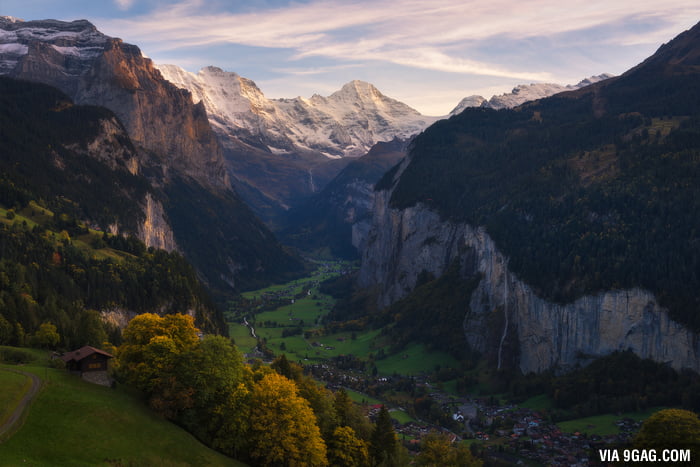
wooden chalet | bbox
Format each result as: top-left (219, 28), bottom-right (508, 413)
top-left (61, 345), bottom-right (113, 375)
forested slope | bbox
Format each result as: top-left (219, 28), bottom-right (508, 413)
top-left (384, 22), bottom-right (700, 330)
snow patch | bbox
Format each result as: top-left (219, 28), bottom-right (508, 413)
top-left (0, 43), bottom-right (27, 55)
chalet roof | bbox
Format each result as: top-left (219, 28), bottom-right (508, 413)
top-left (61, 345), bottom-right (113, 363)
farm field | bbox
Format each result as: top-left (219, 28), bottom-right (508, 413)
top-left (374, 343), bottom-right (459, 376)
top-left (556, 407), bottom-right (663, 436)
top-left (231, 261), bottom-right (464, 377)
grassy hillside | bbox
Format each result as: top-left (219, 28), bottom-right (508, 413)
top-left (0, 349), bottom-right (243, 466)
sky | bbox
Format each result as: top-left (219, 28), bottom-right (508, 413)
top-left (3, 0), bottom-right (700, 115)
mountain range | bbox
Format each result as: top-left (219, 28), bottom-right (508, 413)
top-left (158, 62), bottom-right (612, 226)
top-left (3, 13), bottom-right (698, 377)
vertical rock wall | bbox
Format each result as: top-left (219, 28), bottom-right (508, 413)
top-left (359, 192), bottom-right (700, 373)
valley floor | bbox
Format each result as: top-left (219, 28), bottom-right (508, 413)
top-left (227, 264), bottom-right (663, 466)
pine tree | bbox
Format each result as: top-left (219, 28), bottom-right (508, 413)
top-left (370, 406), bottom-right (397, 466)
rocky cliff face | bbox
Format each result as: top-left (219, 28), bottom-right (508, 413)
top-left (359, 190), bottom-right (700, 373)
top-left (0, 18), bottom-right (304, 297)
top-left (1, 17), bottom-right (228, 191)
top-left (138, 193), bottom-right (178, 252)
top-left (63, 113), bottom-right (177, 251)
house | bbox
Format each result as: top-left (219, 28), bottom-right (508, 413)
top-left (61, 345), bottom-right (113, 386)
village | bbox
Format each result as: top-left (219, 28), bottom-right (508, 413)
top-left (308, 361), bottom-right (643, 466)
top-left (230, 261), bottom-right (648, 466)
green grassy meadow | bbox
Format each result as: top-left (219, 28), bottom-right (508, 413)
top-left (374, 343), bottom-right (459, 376)
top-left (344, 388), bottom-right (382, 405)
top-left (0, 356), bottom-right (243, 466)
top-left (556, 407), bottom-right (663, 436)
top-left (519, 394), bottom-right (554, 411)
top-left (233, 263), bottom-right (467, 380)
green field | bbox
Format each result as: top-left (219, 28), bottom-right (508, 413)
top-left (234, 264), bottom-right (464, 380)
top-left (229, 322), bottom-right (258, 351)
top-left (389, 409), bottom-right (417, 424)
top-left (241, 262), bottom-right (349, 301)
top-left (375, 343), bottom-right (459, 376)
top-left (345, 388), bottom-right (382, 405)
top-left (519, 394), bottom-right (554, 411)
top-left (0, 355), bottom-right (244, 466)
top-left (556, 407), bottom-right (663, 436)
top-left (256, 295), bottom-right (329, 327)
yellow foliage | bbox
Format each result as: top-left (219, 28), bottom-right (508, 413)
top-left (634, 408), bottom-right (700, 453)
top-left (117, 313), bottom-right (199, 391)
top-left (328, 426), bottom-right (369, 467)
top-left (248, 372), bottom-right (328, 466)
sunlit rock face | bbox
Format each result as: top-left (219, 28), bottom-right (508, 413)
top-left (1, 17), bottom-right (229, 191)
top-left (138, 193), bottom-right (178, 252)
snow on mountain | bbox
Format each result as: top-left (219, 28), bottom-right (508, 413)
top-left (449, 74), bottom-right (615, 116)
top-left (0, 17), bottom-right (108, 75)
top-left (449, 95), bottom-right (487, 115)
top-left (158, 64), bottom-right (439, 158)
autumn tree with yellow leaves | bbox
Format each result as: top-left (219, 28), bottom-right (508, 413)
top-left (116, 314), bottom-right (330, 466)
top-left (248, 372), bottom-right (328, 466)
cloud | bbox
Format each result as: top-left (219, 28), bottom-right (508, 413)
top-left (272, 63), bottom-right (365, 77)
top-left (97, 0), bottom-right (700, 81)
top-left (113, 0), bottom-right (136, 11)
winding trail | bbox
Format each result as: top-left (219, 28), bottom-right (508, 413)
top-left (0, 368), bottom-right (42, 441)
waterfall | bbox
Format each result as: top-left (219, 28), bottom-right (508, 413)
top-left (308, 168), bottom-right (316, 192)
top-left (497, 266), bottom-right (508, 370)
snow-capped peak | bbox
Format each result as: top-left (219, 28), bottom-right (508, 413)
top-left (449, 74), bottom-right (615, 115)
top-left (157, 64), bottom-right (439, 158)
top-left (332, 80), bottom-right (383, 101)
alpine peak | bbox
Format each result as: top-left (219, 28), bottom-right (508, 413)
top-left (157, 64), bottom-right (437, 159)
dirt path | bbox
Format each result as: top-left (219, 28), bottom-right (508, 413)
top-left (0, 368), bottom-right (42, 441)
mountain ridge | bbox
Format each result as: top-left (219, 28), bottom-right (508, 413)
top-left (449, 74), bottom-right (614, 115)
top-left (0, 16), bottom-right (228, 191)
top-left (157, 62), bottom-right (612, 227)
top-left (359, 20), bottom-right (700, 372)
top-left (157, 64), bottom-right (436, 159)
